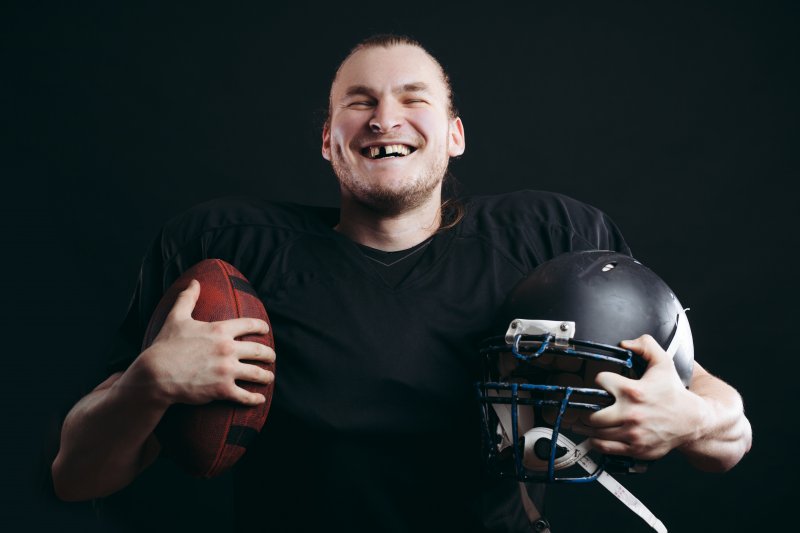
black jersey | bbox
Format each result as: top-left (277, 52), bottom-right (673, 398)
top-left (107, 190), bottom-right (630, 532)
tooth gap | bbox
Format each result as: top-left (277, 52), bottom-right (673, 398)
top-left (363, 145), bottom-right (413, 159)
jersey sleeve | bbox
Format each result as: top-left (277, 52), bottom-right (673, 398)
top-left (543, 192), bottom-right (632, 257)
top-left (105, 197), bottom-right (335, 375)
top-left (105, 225), bottom-right (201, 375)
top-left (461, 190), bottom-right (632, 274)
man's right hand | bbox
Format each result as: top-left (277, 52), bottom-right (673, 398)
top-left (52, 279), bottom-right (276, 501)
top-left (137, 279), bottom-right (276, 407)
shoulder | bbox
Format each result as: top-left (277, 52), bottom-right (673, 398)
top-left (462, 190), bottom-right (615, 233)
top-left (158, 196), bottom-right (339, 257)
top-left (458, 190), bottom-right (630, 266)
top-left (163, 195), bottom-right (339, 238)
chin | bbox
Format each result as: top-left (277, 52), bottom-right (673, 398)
top-left (333, 152), bottom-right (449, 214)
top-left (347, 184), bottom-right (433, 216)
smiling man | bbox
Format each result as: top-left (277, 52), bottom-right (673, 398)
top-left (323, 41), bottom-right (464, 242)
top-left (52, 34), bottom-right (751, 532)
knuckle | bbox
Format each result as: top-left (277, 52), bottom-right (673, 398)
top-left (242, 393), bottom-right (260, 406)
top-left (213, 360), bottom-right (233, 378)
top-left (210, 322), bottom-right (227, 336)
top-left (211, 382), bottom-right (230, 398)
top-left (247, 365), bottom-right (269, 383)
top-left (261, 345), bottom-right (276, 360)
top-left (627, 429), bottom-right (643, 446)
top-left (221, 382), bottom-right (240, 398)
top-left (619, 383), bottom-right (644, 402)
top-left (625, 408), bottom-right (644, 426)
top-left (216, 339), bottom-right (237, 357)
top-left (229, 385), bottom-right (252, 404)
top-left (240, 362), bottom-right (258, 379)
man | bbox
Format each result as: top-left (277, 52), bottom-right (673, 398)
top-left (52, 34), bottom-right (752, 531)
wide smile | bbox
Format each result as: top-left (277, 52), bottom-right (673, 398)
top-left (359, 143), bottom-right (418, 160)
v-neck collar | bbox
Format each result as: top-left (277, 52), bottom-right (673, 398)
top-left (356, 237), bottom-right (434, 266)
top-left (329, 225), bottom-right (459, 291)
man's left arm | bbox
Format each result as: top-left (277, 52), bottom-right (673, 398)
top-left (674, 356), bottom-right (753, 471)
top-left (574, 335), bottom-right (752, 472)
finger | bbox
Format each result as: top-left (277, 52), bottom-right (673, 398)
top-left (167, 279), bottom-right (201, 321)
top-left (217, 317), bottom-right (270, 338)
top-left (236, 362), bottom-right (275, 384)
top-left (593, 370), bottom-right (629, 397)
top-left (589, 437), bottom-right (630, 456)
top-left (620, 334), bottom-right (669, 367)
top-left (235, 341), bottom-right (276, 363)
top-left (572, 424), bottom-right (623, 441)
top-left (230, 386), bottom-right (266, 406)
top-left (586, 403), bottom-right (624, 428)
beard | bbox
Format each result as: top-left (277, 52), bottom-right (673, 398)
top-left (331, 145), bottom-right (449, 217)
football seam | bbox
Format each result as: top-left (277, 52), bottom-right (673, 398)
top-left (206, 259), bottom-right (242, 478)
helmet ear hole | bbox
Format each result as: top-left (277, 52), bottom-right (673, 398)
top-left (533, 437), bottom-right (567, 462)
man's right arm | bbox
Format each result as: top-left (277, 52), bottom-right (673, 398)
top-left (51, 279), bottom-right (276, 501)
top-left (51, 360), bottom-right (169, 501)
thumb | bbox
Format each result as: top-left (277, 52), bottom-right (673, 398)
top-left (167, 279), bottom-right (201, 321)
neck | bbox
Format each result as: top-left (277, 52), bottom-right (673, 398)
top-left (335, 190), bottom-right (443, 252)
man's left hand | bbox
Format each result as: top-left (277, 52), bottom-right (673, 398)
top-left (571, 334), bottom-right (703, 461)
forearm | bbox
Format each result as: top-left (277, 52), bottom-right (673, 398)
top-left (678, 364), bottom-right (752, 472)
top-left (52, 356), bottom-right (170, 501)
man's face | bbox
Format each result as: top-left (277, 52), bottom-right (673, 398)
top-left (322, 44), bottom-right (465, 215)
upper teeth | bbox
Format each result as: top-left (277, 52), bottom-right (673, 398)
top-left (368, 144), bottom-right (412, 158)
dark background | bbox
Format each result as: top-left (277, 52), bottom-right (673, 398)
top-left (5, 1), bottom-right (797, 531)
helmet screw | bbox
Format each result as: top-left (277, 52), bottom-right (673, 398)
top-left (560, 322), bottom-right (569, 331)
top-left (511, 321), bottom-right (519, 329)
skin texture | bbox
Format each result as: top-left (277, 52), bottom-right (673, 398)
top-left (573, 335), bottom-right (752, 472)
top-left (52, 41), bottom-right (751, 503)
top-left (51, 280), bottom-right (275, 501)
top-left (322, 44), bottom-right (465, 251)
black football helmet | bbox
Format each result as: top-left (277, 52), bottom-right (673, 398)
top-left (478, 250), bottom-right (694, 484)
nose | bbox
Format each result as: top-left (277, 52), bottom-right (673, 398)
top-left (369, 99), bottom-right (402, 133)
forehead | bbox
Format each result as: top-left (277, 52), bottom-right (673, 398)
top-left (331, 44), bottom-right (448, 101)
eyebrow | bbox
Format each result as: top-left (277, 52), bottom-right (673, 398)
top-left (343, 82), bottom-right (431, 99)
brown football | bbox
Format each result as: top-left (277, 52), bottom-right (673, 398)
top-left (141, 258), bottom-right (275, 478)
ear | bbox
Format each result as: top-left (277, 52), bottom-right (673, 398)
top-left (447, 117), bottom-right (465, 157)
top-left (321, 120), bottom-right (332, 161)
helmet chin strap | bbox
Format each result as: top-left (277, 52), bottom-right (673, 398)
top-left (489, 396), bottom-right (668, 531)
top-left (522, 428), bottom-right (668, 533)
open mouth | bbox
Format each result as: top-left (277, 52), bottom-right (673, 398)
top-left (360, 144), bottom-right (417, 160)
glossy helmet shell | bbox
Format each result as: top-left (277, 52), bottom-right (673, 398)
top-left (478, 250), bottom-right (694, 483)
top-left (501, 250), bottom-right (693, 383)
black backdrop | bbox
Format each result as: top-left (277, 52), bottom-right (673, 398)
top-left (5, 1), bottom-right (798, 531)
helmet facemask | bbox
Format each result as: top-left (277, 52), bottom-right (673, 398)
top-left (479, 318), bottom-right (646, 483)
